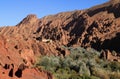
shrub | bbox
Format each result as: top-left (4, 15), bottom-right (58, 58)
top-left (109, 61), bottom-right (120, 72)
top-left (109, 72), bottom-right (120, 79)
top-left (35, 46), bottom-right (120, 79)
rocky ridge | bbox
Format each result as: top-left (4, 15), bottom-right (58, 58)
top-left (0, 0), bottom-right (120, 79)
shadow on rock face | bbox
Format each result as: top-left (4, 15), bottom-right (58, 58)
top-left (9, 68), bottom-right (13, 77)
top-left (101, 33), bottom-right (120, 53)
top-left (15, 69), bottom-right (22, 78)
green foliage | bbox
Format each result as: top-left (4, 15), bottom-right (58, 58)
top-left (35, 47), bottom-right (120, 79)
top-left (110, 72), bottom-right (120, 79)
top-left (109, 61), bottom-right (120, 71)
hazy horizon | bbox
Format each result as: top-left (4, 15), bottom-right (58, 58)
top-left (0, 0), bottom-right (108, 26)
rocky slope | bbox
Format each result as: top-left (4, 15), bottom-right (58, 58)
top-left (0, 0), bottom-right (120, 79)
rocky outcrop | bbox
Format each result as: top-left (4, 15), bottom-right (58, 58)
top-left (0, 0), bottom-right (120, 79)
top-left (0, 35), bottom-right (53, 79)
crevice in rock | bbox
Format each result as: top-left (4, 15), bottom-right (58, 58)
top-left (90, 40), bottom-right (101, 51)
top-left (56, 48), bottom-right (65, 56)
top-left (15, 69), bottom-right (22, 78)
top-left (14, 45), bottom-right (18, 49)
top-left (38, 45), bottom-right (45, 55)
top-left (9, 68), bottom-right (13, 77)
top-left (2, 72), bottom-right (5, 74)
top-left (15, 63), bottom-right (26, 78)
top-left (23, 59), bottom-right (27, 64)
top-left (36, 27), bottom-right (42, 33)
top-left (101, 33), bottom-right (120, 52)
top-left (90, 33), bottom-right (120, 53)
top-left (87, 6), bottom-right (107, 17)
top-left (87, 2), bottom-right (120, 18)
top-left (4, 64), bottom-right (10, 69)
top-left (36, 37), bottom-right (42, 41)
top-left (7, 56), bottom-right (10, 60)
top-left (108, 3), bottom-right (120, 18)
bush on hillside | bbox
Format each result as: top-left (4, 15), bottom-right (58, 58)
top-left (35, 46), bottom-right (120, 79)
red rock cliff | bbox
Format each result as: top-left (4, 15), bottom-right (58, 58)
top-left (0, 0), bottom-right (120, 79)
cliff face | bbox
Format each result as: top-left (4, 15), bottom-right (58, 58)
top-left (0, 0), bottom-right (120, 79)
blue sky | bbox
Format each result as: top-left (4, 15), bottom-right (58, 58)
top-left (0, 0), bottom-right (108, 26)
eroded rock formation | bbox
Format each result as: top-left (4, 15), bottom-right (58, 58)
top-left (0, 0), bottom-right (120, 79)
